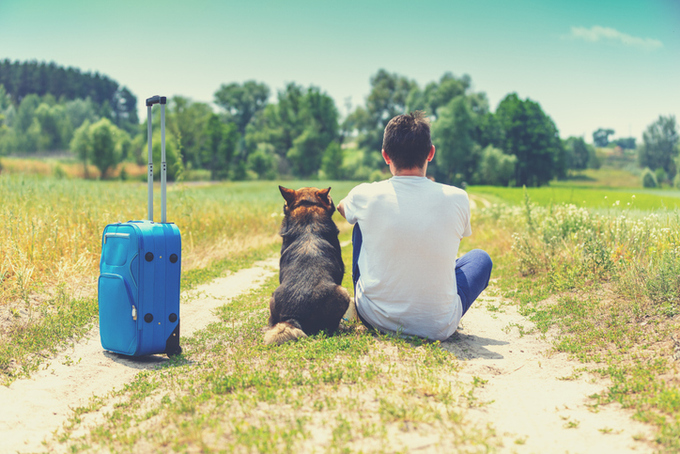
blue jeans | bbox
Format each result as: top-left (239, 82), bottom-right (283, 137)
top-left (352, 224), bottom-right (492, 323)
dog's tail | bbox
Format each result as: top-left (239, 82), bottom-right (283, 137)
top-left (264, 320), bottom-right (307, 345)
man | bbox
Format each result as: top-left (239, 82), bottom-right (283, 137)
top-left (337, 111), bottom-right (492, 341)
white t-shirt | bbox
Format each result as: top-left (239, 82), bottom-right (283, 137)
top-left (343, 176), bottom-right (472, 341)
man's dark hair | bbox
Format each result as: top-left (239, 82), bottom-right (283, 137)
top-left (382, 111), bottom-right (432, 170)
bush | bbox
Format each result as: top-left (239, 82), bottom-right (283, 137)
top-left (654, 167), bottom-right (668, 186)
top-left (182, 168), bottom-right (211, 181)
top-left (53, 164), bottom-right (67, 179)
top-left (475, 145), bottom-right (516, 186)
top-left (642, 168), bottom-right (658, 188)
top-left (247, 143), bottom-right (278, 180)
top-left (674, 172), bottom-right (680, 189)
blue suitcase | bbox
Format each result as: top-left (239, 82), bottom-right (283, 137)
top-left (98, 96), bottom-right (182, 357)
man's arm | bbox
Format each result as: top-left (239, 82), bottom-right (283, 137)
top-left (337, 199), bottom-right (347, 219)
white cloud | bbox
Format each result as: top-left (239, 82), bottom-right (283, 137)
top-left (570, 25), bottom-right (663, 51)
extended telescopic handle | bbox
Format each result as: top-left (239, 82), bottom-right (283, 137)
top-left (146, 96), bottom-right (168, 223)
top-left (145, 95), bottom-right (166, 106)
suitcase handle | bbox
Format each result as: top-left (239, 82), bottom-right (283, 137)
top-left (103, 232), bottom-right (130, 244)
top-left (145, 96), bottom-right (166, 106)
top-left (146, 95), bottom-right (168, 223)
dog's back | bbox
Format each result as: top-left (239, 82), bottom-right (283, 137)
top-left (265, 186), bottom-right (350, 345)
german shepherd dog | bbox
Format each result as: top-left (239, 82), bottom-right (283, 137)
top-left (264, 186), bottom-right (350, 345)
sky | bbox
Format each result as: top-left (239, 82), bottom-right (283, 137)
top-left (0, 0), bottom-right (678, 143)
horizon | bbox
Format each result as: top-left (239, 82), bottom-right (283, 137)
top-left (1, 0), bottom-right (678, 144)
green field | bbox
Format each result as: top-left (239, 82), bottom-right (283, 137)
top-left (1, 170), bottom-right (679, 451)
top-left (469, 185), bottom-right (680, 212)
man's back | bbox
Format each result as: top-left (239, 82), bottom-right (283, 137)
top-left (343, 176), bottom-right (471, 340)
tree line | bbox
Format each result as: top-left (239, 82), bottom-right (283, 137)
top-left (0, 60), bottom-right (138, 131)
top-left (1, 60), bottom-right (678, 187)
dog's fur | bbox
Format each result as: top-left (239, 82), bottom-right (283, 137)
top-left (264, 186), bottom-right (350, 345)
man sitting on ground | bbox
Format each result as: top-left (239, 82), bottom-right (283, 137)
top-left (337, 111), bottom-right (492, 341)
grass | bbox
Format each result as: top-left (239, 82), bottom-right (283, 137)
top-left (469, 185), bottom-right (680, 212)
top-left (553, 167), bottom-right (640, 188)
top-left (2, 164), bottom-right (680, 451)
top-left (50, 240), bottom-right (499, 453)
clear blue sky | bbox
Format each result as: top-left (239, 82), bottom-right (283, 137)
top-left (1, 0), bottom-right (678, 142)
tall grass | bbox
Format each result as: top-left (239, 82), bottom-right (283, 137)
top-left (0, 174), bottom-right (356, 305)
top-left (472, 197), bottom-right (680, 450)
top-left (479, 198), bottom-right (680, 315)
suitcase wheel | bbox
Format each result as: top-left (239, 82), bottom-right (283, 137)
top-left (167, 345), bottom-right (183, 358)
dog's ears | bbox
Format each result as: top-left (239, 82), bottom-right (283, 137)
top-left (317, 187), bottom-right (331, 203)
top-left (317, 187), bottom-right (332, 207)
top-left (279, 186), bottom-right (297, 206)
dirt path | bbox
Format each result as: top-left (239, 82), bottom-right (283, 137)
top-left (0, 257), bottom-right (278, 454)
top-left (442, 294), bottom-right (655, 453)
top-left (1, 255), bottom-right (656, 453)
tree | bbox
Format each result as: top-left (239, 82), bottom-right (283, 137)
top-left (90, 118), bottom-right (120, 178)
top-left (474, 111), bottom-right (504, 149)
top-left (564, 137), bottom-right (590, 170)
top-left (167, 96), bottom-right (212, 168)
top-left (150, 130), bottom-right (183, 181)
top-left (495, 93), bottom-right (563, 187)
top-left (64, 98), bottom-right (97, 128)
top-left (245, 84), bottom-right (339, 177)
top-left (0, 84), bottom-right (11, 111)
top-left (287, 127), bottom-right (328, 177)
top-left (15, 94), bottom-right (41, 132)
top-left (638, 115), bottom-right (679, 180)
top-left (613, 137), bottom-right (636, 150)
top-left (112, 86), bottom-right (139, 133)
top-left (592, 128), bottom-right (614, 147)
top-left (349, 69), bottom-right (416, 154)
top-left (201, 113), bottom-right (238, 180)
top-left (34, 103), bottom-right (72, 150)
top-left (214, 80), bottom-right (270, 136)
top-left (247, 143), bottom-right (278, 180)
top-left (406, 72), bottom-right (471, 119)
top-left (431, 96), bottom-right (479, 184)
top-left (70, 120), bottom-right (92, 177)
top-left (321, 141), bottom-right (344, 180)
top-left (0, 60), bottom-right (137, 132)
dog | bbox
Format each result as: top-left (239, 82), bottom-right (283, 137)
top-left (264, 186), bottom-right (350, 345)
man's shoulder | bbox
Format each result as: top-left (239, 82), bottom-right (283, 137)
top-left (429, 181), bottom-right (469, 198)
top-left (349, 180), bottom-right (392, 197)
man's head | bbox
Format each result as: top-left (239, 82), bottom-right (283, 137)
top-left (382, 111), bottom-right (432, 170)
